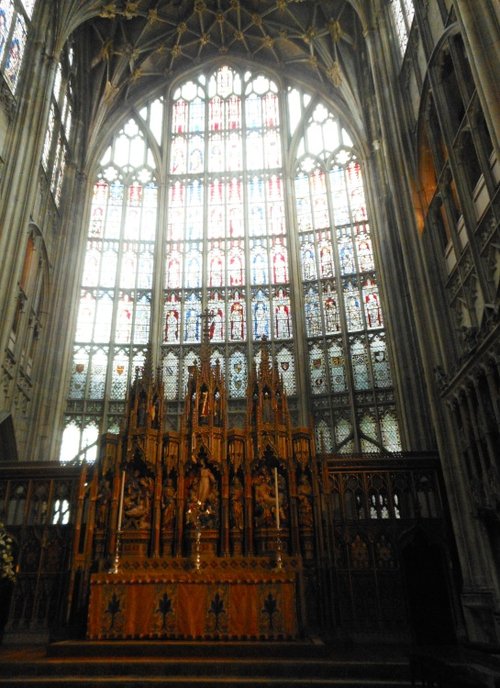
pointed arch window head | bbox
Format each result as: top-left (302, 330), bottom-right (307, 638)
top-left (61, 64), bottom-right (401, 462)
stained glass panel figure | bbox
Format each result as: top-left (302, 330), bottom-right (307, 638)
top-left (271, 239), bottom-right (288, 283)
top-left (208, 290), bottom-right (225, 342)
top-left (164, 294), bottom-right (181, 344)
top-left (363, 277), bottom-right (383, 329)
top-left (183, 293), bottom-right (201, 343)
top-left (338, 228), bottom-right (356, 274)
top-left (322, 282), bottom-right (340, 334)
top-left (300, 236), bottom-right (317, 281)
top-left (305, 287), bottom-right (321, 337)
top-left (273, 287), bottom-right (292, 340)
top-left (252, 288), bottom-right (270, 340)
top-left (355, 225), bottom-right (374, 272)
top-left (229, 290), bottom-right (246, 342)
top-left (344, 279), bottom-right (363, 331)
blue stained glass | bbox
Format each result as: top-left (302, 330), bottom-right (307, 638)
top-left (252, 289), bottom-right (270, 340)
top-left (0, 2), bottom-right (14, 65)
top-left (109, 180), bottom-right (124, 202)
top-left (183, 293), bottom-right (201, 343)
top-left (338, 228), bottom-right (355, 274)
top-left (4, 14), bottom-right (26, 90)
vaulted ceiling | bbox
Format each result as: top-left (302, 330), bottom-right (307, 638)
top-left (73, 0), bottom-right (370, 145)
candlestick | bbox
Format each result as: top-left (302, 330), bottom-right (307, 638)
top-left (117, 469), bottom-right (125, 531)
top-left (274, 467), bottom-right (280, 530)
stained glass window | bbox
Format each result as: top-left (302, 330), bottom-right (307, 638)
top-left (163, 66), bottom-right (291, 405)
top-left (61, 65), bottom-right (401, 461)
top-left (61, 111), bottom-right (159, 461)
top-left (0, 0), bottom-right (33, 91)
top-left (41, 43), bottom-right (74, 205)
top-left (294, 101), bottom-right (401, 454)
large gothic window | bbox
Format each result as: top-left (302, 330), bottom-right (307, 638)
top-left (61, 65), bottom-right (401, 462)
top-left (292, 99), bottom-right (400, 453)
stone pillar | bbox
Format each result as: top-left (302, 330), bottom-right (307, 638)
top-left (0, 7), bottom-right (58, 382)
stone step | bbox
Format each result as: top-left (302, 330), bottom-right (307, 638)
top-left (0, 658), bottom-right (410, 680)
top-left (47, 639), bottom-right (330, 659)
top-left (0, 641), bottom-right (412, 688)
top-left (0, 679), bottom-right (413, 688)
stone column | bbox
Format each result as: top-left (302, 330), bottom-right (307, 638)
top-left (0, 6), bottom-right (58, 399)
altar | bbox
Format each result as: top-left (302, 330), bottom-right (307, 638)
top-left (71, 338), bottom-right (320, 643)
top-left (87, 557), bottom-right (300, 640)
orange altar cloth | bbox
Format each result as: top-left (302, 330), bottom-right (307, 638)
top-left (87, 557), bottom-right (300, 640)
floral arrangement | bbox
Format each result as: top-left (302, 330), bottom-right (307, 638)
top-left (0, 521), bottom-right (15, 583)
